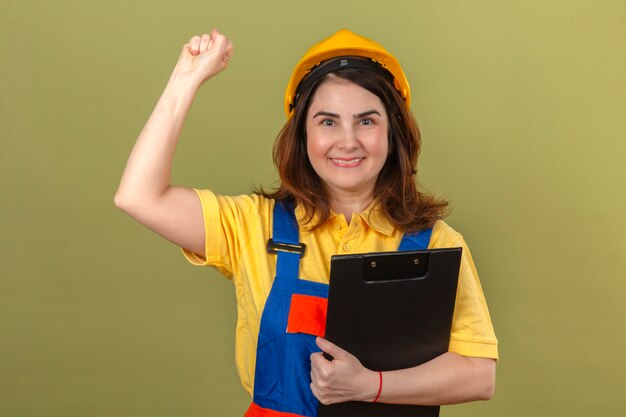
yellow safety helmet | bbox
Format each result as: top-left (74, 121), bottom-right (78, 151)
top-left (284, 29), bottom-right (410, 118)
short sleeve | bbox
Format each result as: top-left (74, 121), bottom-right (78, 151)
top-left (181, 189), bottom-right (272, 280)
top-left (430, 221), bottom-right (499, 360)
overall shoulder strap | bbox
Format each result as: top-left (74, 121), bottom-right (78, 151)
top-left (267, 201), bottom-right (304, 280)
top-left (270, 200), bottom-right (300, 246)
top-left (398, 227), bottom-right (433, 251)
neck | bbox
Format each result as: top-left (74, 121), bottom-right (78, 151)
top-left (330, 193), bottom-right (374, 224)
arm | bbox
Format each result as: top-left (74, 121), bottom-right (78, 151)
top-left (114, 29), bottom-right (233, 255)
top-left (310, 337), bottom-right (495, 406)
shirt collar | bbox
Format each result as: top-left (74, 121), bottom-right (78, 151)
top-left (359, 200), bottom-right (395, 236)
top-left (294, 203), bottom-right (335, 231)
top-left (294, 199), bottom-right (395, 236)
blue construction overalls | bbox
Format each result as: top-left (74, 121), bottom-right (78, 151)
top-left (244, 202), bottom-right (432, 417)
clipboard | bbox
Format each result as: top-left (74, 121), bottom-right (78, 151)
top-left (318, 247), bottom-right (462, 417)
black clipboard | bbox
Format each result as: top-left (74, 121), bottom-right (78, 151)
top-left (318, 247), bottom-right (462, 417)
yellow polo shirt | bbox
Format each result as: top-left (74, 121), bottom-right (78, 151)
top-left (183, 189), bottom-right (498, 396)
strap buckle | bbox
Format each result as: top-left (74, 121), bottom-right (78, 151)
top-left (267, 239), bottom-right (306, 258)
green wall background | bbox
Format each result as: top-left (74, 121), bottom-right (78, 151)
top-left (2, 0), bottom-right (625, 416)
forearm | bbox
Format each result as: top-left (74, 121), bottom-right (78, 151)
top-left (112, 31), bottom-right (232, 254)
top-left (312, 338), bottom-right (496, 407)
top-left (377, 352), bottom-right (496, 405)
top-left (115, 72), bottom-right (200, 208)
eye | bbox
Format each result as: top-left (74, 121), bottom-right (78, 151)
top-left (359, 118), bottom-right (373, 126)
top-left (321, 119), bottom-right (335, 126)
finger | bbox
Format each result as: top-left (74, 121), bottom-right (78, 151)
top-left (222, 39), bottom-right (234, 65)
top-left (312, 355), bottom-right (336, 390)
top-left (316, 337), bottom-right (350, 360)
top-left (312, 380), bottom-right (334, 406)
top-left (310, 382), bottom-right (321, 401)
top-left (310, 366), bottom-right (321, 387)
top-left (189, 35), bottom-right (202, 55)
top-left (310, 372), bottom-right (330, 402)
top-left (201, 29), bottom-right (232, 61)
top-left (199, 33), bottom-right (211, 51)
top-left (208, 30), bottom-right (228, 52)
top-left (310, 356), bottom-right (327, 382)
top-left (179, 42), bottom-right (192, 60)
top-left (310, 351), bottom-right (332, 371)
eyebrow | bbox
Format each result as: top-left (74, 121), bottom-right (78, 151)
top-left (312, 110), bottom-right (382, 119)
top-left (354, 110), bottom-right (382, 119)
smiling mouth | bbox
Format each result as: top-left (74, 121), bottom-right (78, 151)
top-left (330, 157), bottom-right (365, 167)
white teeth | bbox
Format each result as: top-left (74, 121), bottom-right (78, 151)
top-left (331, 158), bottom-right (363, 166)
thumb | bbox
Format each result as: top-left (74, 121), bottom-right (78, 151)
top-left (316, 337), bottom-right (350, 361)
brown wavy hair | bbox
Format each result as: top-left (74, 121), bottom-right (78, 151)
top-left (258, 67), bottom-right (449, 232)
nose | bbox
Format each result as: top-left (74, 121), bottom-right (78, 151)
top-left (338, 125), bottom-right (359, 150)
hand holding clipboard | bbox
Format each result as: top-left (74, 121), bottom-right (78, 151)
top-left (318, 247), bottom-right (462, 417)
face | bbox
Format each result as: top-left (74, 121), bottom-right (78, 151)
top-left (305, 79), bottom-right (389, 200)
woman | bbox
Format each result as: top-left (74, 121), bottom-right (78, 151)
top-left (115, 28), bottom-right (497, 417)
